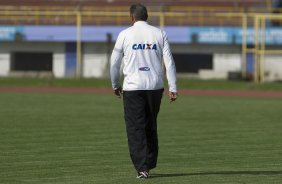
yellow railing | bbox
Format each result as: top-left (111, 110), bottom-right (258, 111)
top-left (0, 4), bottom-right (277, 26)
top-left (216, 12), bottom-right (282, 83)
top-left (253, 14), bottom-right (282, 83)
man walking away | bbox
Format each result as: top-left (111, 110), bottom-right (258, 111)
top-left (110, 3), bottom-right (177, 179)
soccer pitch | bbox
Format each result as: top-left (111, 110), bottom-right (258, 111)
top-left (1, 92), bottom-right (282, 183)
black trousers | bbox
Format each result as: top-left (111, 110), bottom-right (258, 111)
top-left (123, 89), bottom-right (163, 172)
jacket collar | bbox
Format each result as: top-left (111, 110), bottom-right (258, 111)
top-left (133, 21), bottom-right (148, 26)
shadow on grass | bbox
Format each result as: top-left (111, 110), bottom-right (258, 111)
top-left (150, 171), bottom-right (282, 178)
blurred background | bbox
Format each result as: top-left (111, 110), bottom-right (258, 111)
top-left (0, 0), bottom-right (281, 83)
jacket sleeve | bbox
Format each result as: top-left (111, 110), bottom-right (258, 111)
top-left (162, 30), bottom-right (177, 92)
top-left (110, 32), bottom-right (124, 90)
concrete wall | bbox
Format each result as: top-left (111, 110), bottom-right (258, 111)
top-left (264, 55), bottom-right (282, 82)
top-left (83, 43), bottom-right (110, 78)
top-left (213, 54), bottom-right (241, 72)
top-left (0, 42), bottom-right (281, 82)
top-left (0, 42), bottom-right (111, 78)
top-left (0, 53), bottom-right (10, 76)
top-left (53, 53), bottom-right (65, 78)
top-left (172, 44), bottom-right (242, 79)
top-left (197, 54), bottom-right (241, 80)
top-left (0, 42), bottom-right (65, 78)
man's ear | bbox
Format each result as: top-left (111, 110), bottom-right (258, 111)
top-left (130, 15), bottom-right (135, 24)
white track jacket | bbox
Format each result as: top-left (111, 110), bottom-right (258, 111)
top-left (110, 21), bottom-right (177, 92)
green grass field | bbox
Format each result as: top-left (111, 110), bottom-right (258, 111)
top-left (1, 77), bottom-right (282, 91)
top-left (1, 91), bottom-right (282, 183)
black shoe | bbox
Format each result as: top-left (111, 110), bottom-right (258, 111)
top-left (136, 171), bottom-right (149, 179)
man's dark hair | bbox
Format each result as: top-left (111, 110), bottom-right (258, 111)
top-left (130, 4), bottom-right (148, 21)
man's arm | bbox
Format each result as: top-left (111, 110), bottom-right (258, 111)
top-left (110, 32), bottom-right (124, 98)
top-left (162, 30), bottom-right (178, 102)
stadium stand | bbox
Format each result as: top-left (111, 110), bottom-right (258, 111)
top-left (0, 0), bottom-right (274, 26)
top-left (0, 0), bottom-right (281, 81)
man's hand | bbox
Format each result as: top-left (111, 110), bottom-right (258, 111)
top-left (169, 91), bottom-right (178, 103)
top-left (114, 87), bottom-right (123, 98)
